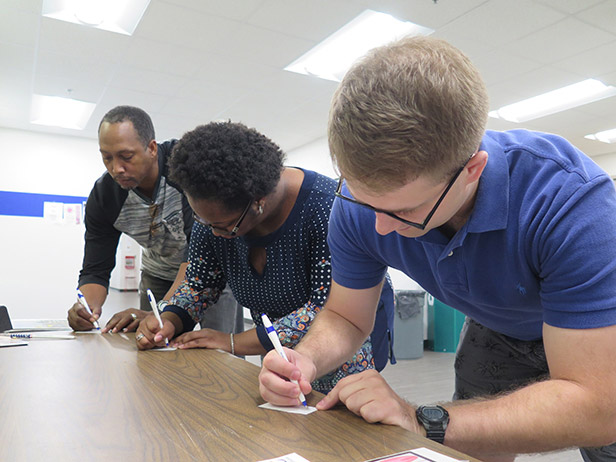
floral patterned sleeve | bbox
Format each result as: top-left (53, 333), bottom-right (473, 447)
top-left (164, 222), bottom-right (227, 333)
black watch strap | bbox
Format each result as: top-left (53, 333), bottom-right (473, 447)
top-left (416, 405), bottom-right (449, 444)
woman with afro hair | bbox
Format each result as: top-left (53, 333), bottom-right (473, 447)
top-left (136, 121), bottom-right (394, 393)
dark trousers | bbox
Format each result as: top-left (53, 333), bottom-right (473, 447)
top-left (454, 318), bottom-right (616, 462)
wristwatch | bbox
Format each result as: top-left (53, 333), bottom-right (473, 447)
top-left (157, 300), bottom-right (169, 311)
top-left (416, 405), bottom-right (449, 444)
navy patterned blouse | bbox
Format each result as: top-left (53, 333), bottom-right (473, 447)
top-left (166, 169), bottom-right (334, 339)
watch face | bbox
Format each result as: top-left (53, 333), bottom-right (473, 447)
top-left (423, 407), bottom-right (445, 421)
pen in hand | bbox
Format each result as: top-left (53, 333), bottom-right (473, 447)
top-left (147, 289), bottom-right (169, 347)
top-left (261, 313), bottom-right (308, 407)
top-left (76, 288), bottom-right (101, 330)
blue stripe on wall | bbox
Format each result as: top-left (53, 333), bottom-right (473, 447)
top-left (0, 191), bottom-right (87, 217)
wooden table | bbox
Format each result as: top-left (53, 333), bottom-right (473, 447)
top-left (0, 333), bottom-right (478, 461)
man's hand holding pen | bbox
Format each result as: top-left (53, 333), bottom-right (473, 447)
top-left (259, 346), bottom-right (316, 407)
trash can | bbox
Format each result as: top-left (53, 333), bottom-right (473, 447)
top-left (392, 290), bottom-right (425, 359)
top-left (426, 294), bottom-right (465, 353)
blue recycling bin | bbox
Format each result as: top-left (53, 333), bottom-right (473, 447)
top-left (426, 294), bottom-right (465, 353)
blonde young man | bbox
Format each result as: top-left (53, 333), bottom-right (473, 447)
top-left (259, 36), bottom-right (616, 461)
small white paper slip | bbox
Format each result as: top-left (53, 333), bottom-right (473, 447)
top-left (259, 402), bottom-right (317, 415)
top-left (73, 330), bottom-right (103, 334)
top-left (0, 338), bottom-right (28, 348)
top-left (257, 452), bottom-right (312, 462)
top-left (151, 346), bottom-right (177, 351)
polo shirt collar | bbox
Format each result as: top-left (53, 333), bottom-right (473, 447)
top-left (466, 132), bottom-right (509, 233)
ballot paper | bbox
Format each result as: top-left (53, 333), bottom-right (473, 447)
top-left (258, 453), bottom-right (312, 462)
top-left (366, 447), bottom-right (468, 462)
top-left (258, 402), bottom-right (317, 415)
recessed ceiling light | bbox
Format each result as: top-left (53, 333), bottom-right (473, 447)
top-left (30, 94), bottom-right (96, 130)
top-left (489, 79), bottom-right (616, 123)
top-left (285, 10), bottom-right (434, 82)
top-left (42, 0), bottom-right (151, 36)
top-left (585, 128), bottom-right (616, 144)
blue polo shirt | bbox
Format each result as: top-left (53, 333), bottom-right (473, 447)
top-left (329, 130), bottom-right (616, 340)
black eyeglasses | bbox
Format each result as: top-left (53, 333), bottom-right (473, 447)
top-left (193, 200), bottom-right (252, 237)
top-left (335, 155), bottom-right (473, 231)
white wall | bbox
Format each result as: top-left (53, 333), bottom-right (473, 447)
top-left (593, 152), bottom-right (616, 179)
top-left (286, 136), bottom-right (422, 291)
top-left (0, 127), bottom-right (103, 319)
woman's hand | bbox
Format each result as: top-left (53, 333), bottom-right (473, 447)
top-left (173, 329), bottom-right (229, 350)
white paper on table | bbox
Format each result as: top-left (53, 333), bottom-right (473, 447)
top-left (0, 338), bottom-right (28, 348)
top-left (8, 318), bottom-right (71, 332)
top-left (258, 452), bottom-right (312, 462)
top-left (73, 330), bottom-right (103, 334)
top-left (411, 447), bottom-right (468, 462)
top-left (150, 346), bottom-right (177, 351)
top-left (259, 402), bottom-right (317, 415)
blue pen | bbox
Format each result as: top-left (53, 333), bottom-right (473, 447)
top-left (76, 289), bottom-right (101, 330)
top-left (147, 289), bottom-right (169, 347)
top-left (261, 313), bottom-right (307, 407)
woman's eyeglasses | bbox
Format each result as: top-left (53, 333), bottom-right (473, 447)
top-left (193, 200), bottom-right (252, 237)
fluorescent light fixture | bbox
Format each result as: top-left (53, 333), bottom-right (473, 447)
top-left (285, 10), bottom-right (434, 82)
top-left (42, 0), bottom-right (150, 36)
top-left (31, 94), bottom-right (96, 130)
top-left (585, 128), bottom-right (616, 144)
top-left (489, 79), bottom-right (616, 123)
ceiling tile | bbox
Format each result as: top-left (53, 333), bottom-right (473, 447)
top-left (0, 43), bottom-right (36, 74)
top-left (551, 40), bottom-right (616, 80)
top-left (38, 17), bottom-right (131, 63)
top-left (245, 0), bottom-right (364, 41)
top-left (110, 68), bottom-right (187, 97)
top-left (438, 0), bottom-right (565, 49)
top-left (575, 0), bottom-right (616, 31)
top-left (472, 51), bottom-right (543, 87)
top-left (160, 0), bottom-right (264, 21)
top-left (191, 52), bottom-right (279, 89)
top-left (32, 73), bottom-right (106, 102)
top-left (134, 1), bottom-right (241, 52)
top-left (2, 0), bottom-right (43, 14)
top-left (118, 37), bottom-right (204, 78)
top-left (159, 95), bottom-right (232, 120)
top-left (487, 66), bottom-right (585, 108)
top-left (351, 0), bottom-right (488, 30)
top-left (533, 0), bottom-right (604, 14)
top-left (503, 17), bottom-right (615, 64)
top-left (0, 8), bottom-right (40, 46)
top-left (36, 50), bottom-right (117, 85)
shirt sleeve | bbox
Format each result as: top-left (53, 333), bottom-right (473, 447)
top-left (328, 193), bottom-right (389, 290)
top-left (164, 222), bottom-right (227, 333)
top-left (78, 188), bottom-right (122, 289)
top-left (536, 173), bottom-right (616, 328)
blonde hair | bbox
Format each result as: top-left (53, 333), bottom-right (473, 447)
top-left (328, 35), bottom-right (488, 192)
